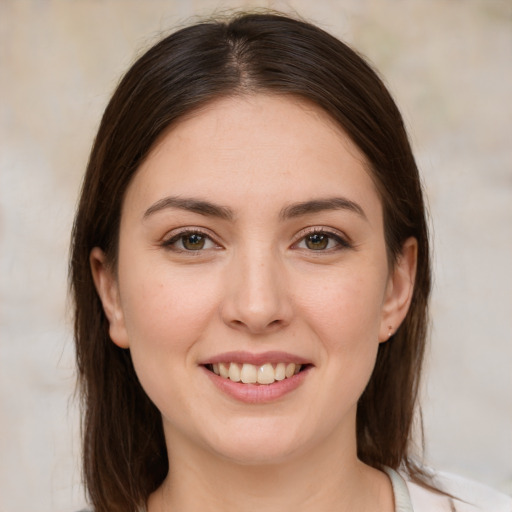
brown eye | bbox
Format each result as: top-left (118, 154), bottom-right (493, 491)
top-left (305, 233), bottom-right (329, 250)
top-left (294, 230), bottom-right (351, 252)
top-left (164, 230), bottom-right (217, 251)
top-left (181, 233), bottom-right (206, 250)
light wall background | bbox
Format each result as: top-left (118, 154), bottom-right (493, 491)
top-left (1, 1), bottom-right (511, 511)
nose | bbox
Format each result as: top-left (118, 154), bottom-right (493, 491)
top-left (220, 246), bottom-right (292, 335)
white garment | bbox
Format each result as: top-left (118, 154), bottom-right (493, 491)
top-left (386, 467), bottom-right (512, 512)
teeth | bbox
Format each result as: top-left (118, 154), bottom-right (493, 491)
top-left (285, 363), bottom-right (296, 378)
top-left (211, 362), bottom-right (303, 385)
top-left (228, 362), bottom-right (241, 382)
top-left (241, 363), bottom-right (257, 384)
top-left (258, 363), bottom-right (275, 384)
top-left (219, 362), bottom-right (229, 378)
top-left (275, 362), bottom-right (286, 381)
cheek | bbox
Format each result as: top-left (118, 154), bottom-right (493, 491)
top-left (297, 267), bottom-right (387, 344)
top-left (119, 260), bottom-right (221, 356)
top-left (118, 263), bottom-right (222, 413)
top-left (297, 271), bottom-right (385, 417)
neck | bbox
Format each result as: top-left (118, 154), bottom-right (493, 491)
top-left (148, 428), bottom-right (393, 512)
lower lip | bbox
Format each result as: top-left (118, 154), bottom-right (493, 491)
top-left (202, 366), bottom-right (310, 404)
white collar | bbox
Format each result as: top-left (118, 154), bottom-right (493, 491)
top-left (383, 467), bottom-right (415, 512)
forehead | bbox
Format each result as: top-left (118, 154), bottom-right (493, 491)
top-left (122, 94), bottom-right (381, 222)
top-left (149, 94), bottom-right (366, 166)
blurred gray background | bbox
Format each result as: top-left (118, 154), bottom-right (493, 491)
top-left (1, 1), bottom-right (511, 511)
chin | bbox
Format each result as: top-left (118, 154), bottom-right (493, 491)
top-left (204, 421), bottom-right (308, 466)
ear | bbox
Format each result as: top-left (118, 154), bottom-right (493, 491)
top-left (90, 247), bottom-right (130, 348)
top-left (379, 237), bottom-right (418, 342)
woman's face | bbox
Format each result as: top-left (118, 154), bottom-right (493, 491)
top-left (92, 94), bottom-right (416, 466)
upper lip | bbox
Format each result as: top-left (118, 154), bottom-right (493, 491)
top-left (199, 351), bottom-right (312, 366)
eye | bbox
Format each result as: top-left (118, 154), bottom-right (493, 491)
top-left (163, 230), bottom-right (218, 251)
top-left (294, 229), bottom-right (351, 251)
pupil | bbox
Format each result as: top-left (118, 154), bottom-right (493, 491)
top-left (307, 233), bottom-right (328, 250)
top-left (184, 234), bottom-right (205, 250)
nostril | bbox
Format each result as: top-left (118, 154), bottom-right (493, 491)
top-left (223, 304), bottom-right (290, 333)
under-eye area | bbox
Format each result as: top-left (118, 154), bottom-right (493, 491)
top-left (204, 362), bottom-right (312, 385)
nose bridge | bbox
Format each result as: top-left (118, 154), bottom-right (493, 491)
top-left (222, 240), bottom-right (291, 333)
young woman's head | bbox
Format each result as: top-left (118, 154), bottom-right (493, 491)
top-left (70, 12), bottom-right (430, 512)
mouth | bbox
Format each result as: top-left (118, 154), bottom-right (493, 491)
top-left (201, 352), bottom-right (312, 402)
top-left (204, 362), bottom-right (311, 385)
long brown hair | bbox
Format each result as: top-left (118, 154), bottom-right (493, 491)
top-left (70, 12), bottom-right (431, 512)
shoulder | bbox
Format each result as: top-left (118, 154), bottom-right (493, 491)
top-left (405, 471), bottom-right (512, 512)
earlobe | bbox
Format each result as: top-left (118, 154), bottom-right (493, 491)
top-left (90, 247), bottom-right (130, 348)
top-left (379, 237), bottom-right (417, 342)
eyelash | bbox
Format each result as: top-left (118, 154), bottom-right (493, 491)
top-left (161, 227), bottom-right (352, 253)
top-left (292, 227), bottom-right (352, 252)
top-left (162, 229), bottom-right (221, 252)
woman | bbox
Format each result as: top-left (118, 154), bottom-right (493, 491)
top-left (70, 12), bottom-right (510, 512)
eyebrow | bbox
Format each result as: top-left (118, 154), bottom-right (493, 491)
top-left (143, 195), bottom-right (366, 222)
top-left (279, 197), bottom-right (367, 221)
top-left (143, 196), bottom-right (234, 220)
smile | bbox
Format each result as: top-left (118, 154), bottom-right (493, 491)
top-left (206, 362), bottom-right (303, 385)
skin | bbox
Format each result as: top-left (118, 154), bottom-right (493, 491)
top-left (91, 94), bottom-right (417, 512)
